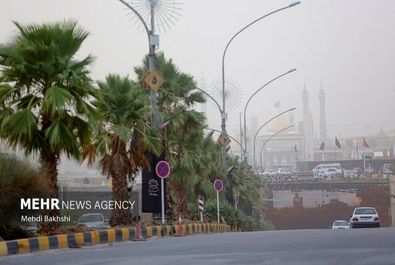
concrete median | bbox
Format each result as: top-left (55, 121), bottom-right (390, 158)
top-left (0, 223), bottom-right (234, 256)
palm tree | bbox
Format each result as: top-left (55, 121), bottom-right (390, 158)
top-left (0, 21), bottom-right (96, 232)
top-left (231, 159), bottom-right (263, 214)
top-left (191, 132), bottom-right (223, 200)
top-left (135, 53), bottom-right (208, 218)
top-left (84, 74), bottom-right (161, 226)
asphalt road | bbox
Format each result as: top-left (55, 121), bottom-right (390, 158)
top-left (2, 228), bottom-right (395, 265)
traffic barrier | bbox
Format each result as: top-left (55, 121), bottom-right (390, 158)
top-left (0, 223), bottom-right (235, 257)
top-left (176, 216), bottom-right (184, 236)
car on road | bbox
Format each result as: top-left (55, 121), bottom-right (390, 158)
top-left (77, 213), bottom-right (108, 228)
top-left (349, 207), bottom-right (380, 228)
top-left (331, 220), bottom-right (349, 229)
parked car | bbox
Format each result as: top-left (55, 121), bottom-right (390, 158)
top-left (352, 167), bottom-right (363, 175)
top-left (383, 164), bottom-right (393, 174)
top-left (312, 163), bottom-right (342, 176)
top-left (324, 168), bottom-right (339, 177)
top-left (343, 169), bottom-right (358, 178)
top-left (21, 221), bottom-right (39, 232)
top-left (266, 169), bottom-right (281, 177)
top-left (349, 207), bottom-right (380, 228)
top-left (331, 220), bottom-right (349, 229)
top-left (77, 213), bottom-right (108, 228)
top-left (315, 168), bottom-right (338, 179)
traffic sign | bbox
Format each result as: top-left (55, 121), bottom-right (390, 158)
top-left (142, 70), bottom-right (164, 92)
top-left (217, 134), bottom-right (231, 147)
top-left (213, 179), bottom-right (224, 192)
top-left (155, 160), bottom-right (171, 179)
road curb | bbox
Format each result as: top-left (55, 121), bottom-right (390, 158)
top-left (0, 223), bottom-right (234, 256)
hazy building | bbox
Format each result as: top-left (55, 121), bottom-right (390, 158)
top-left (257, 113), bottom-right (303, 170)
top-left (259, 132), bottom-right (304, 170)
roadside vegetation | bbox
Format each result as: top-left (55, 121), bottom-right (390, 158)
top-left (0, 154), bottom-right (49, 240)
top-left (0, 21), bottom-right (269, 236)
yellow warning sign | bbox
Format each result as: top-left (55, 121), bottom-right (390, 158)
top-left (217, 134), bottom-right (231, 147)
top-left (142, 70), bottom-right (165, 92)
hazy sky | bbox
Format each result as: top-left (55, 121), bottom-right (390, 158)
top-left (1, 0), bottom-right (395, 140)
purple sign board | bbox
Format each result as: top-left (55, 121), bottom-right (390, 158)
top-left (213, 179), bottom-right (224, 192)
top-left (155, 160), bottom-right (171, 179)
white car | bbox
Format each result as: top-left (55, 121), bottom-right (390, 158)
top-left (315, 168), bottom-right (338, 179)
top-left (383, 164), bottom-right (393, 174)
top-left (349, 207), bottom-right (380, 228)
top-left (331, 220), bottom-right (349, 229)
top-left (343, 169), bottom-right (358, 178)
top-left (77, 213), bottom-right (108, 228)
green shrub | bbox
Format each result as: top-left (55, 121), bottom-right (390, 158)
top-left (0, 153), bottom-right (49, 240)
top-left (188, 199), bottom-right (272, 231)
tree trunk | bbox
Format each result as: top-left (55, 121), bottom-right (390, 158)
top-left (39, 151), bottom-right (60, 235)
top-left (175, 182), bottom-right (188, 219)
top-left (110, 168), bottom-right (131, 226)
top-left (165, 180), bottom-right (176, 221)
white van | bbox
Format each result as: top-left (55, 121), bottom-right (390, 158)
top-left (312, 163), bottom-right (342, 177)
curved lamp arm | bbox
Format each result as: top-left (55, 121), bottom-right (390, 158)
top-left (259, 124), bottom-right (295, 171)
top-left (118, 0), bottom-right (150, 39)
top-left (221, 2), bottom-right (301, 110)
top-left (253, 108), bottom-right (296, 169)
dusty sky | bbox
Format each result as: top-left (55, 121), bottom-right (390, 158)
top-left (1, 0), bottom-right (395, 140)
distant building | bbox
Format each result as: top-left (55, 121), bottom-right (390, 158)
top-left (258, 132), bottom-right (304, 170)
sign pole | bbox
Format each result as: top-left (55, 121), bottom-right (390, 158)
top-left (156, 160), bottom-right (171, 225)
top-left (161, 178), bottom-right (165, 225)
top-left (213, 179), bottom-right (223, 224)
top-left (217, 190), bottom-right (220, 223)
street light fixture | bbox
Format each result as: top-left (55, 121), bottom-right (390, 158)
top-left (259, 124), bottom-right (295, 173)
top-left (252, 108), bottom-right (296, 170)
top-left (243, 68), bottom-right (296, 161)
top-left (221, 1), bottom-right (301, 169)
top-left (205, 128), bottom-right (246, 157)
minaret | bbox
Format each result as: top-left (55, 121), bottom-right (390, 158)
top-left (319, 86), bottom-right (327, 142)
top-left (302, 88), bottom-right (309, 118)
top-left (302, 87), bottom-right (314, 160)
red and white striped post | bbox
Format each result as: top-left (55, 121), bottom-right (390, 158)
top-left (198, 197), bottom-right (204, 222)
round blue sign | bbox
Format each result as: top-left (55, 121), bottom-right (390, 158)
top-left (156, 160), bottom-right (171, 179)
top-left (213, 179), bottom-right (224, 192)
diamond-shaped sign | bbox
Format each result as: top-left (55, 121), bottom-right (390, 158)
top-left (217, 134), bottom-right (231, 147)
top-left (142, 70), bottom-right (164, 92)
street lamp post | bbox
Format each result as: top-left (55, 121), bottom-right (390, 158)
top-left (118, 0), bottom-right (160, 128)
top-left (252, 108), bottom-right (296, 171)
top-left (259, 125), bottom-right (295, 172)
top-left (242, 69), bottom-right (296, 161)
top-left (221, 1), bottom-right (301, 168)
top-left (118, 0), bottom-right (165, 225)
